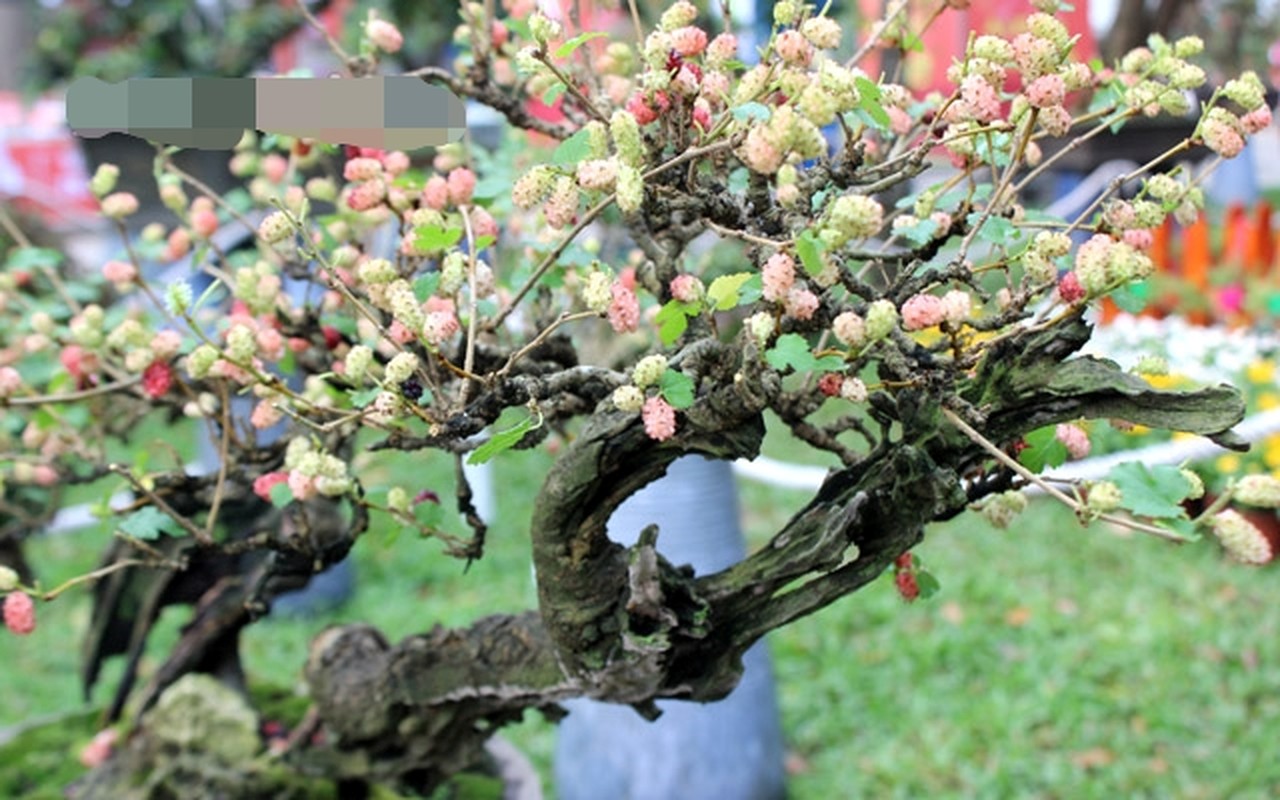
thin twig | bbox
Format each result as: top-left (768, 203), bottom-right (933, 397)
top-left (203, 382), bottom-right (233, 540)
top-left (41, 557), bottom-right (178, 601)
top-left (460, 206), bottom-right (481, 403)
top-left (941, 406), bottom-right (1187, 542)
top-left (109, 464), bottom-right (214, 546)
top-left (4, 376), bottom-right (143, 406)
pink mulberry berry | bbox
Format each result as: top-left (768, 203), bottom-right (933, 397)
top-left (4, 590), bottom-right (35, 635)
top-left (642, 396), bottom-right (677, 441)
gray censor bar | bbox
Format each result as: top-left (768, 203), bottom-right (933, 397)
top-left (66, 76), bottom-right (466, 150)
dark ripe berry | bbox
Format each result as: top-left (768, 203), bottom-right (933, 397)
top-left (895, 570), bottom-right (920, 602)
top-left (666, 49), bottom-right (683, 74)
top-left (321, 325), bottom-right (342, 350)
top-left (894, 552), bottom-right (914, 570)
top-left (343, 144), bottom-right (361, 160)
top-left (400, 378), bottom-right (423, 401)
top-left (1057, 272), bottom-right (1086, 304)
top-left (414, 489), bottom-right (441, 505)
top-left (818, 373), bottom-right (844, 397)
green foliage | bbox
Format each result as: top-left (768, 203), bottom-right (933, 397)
top-left (1106, 462), bottom-right (1193, 519)
top-left (467, 411), bottom-right (540, 465)
top-left (795, 231), bottom-right (826, 277)
top-left (117, 506), bottom-right (177, 540)
top-left (554, 32), bottom-right (608, 59)
top-left (1018, 427), bottom-right (1068, 473)
top-left (766, 334), bottom-right (845, 374)
top-left (706, 272), bottom-right (754, 311)
top-left (551, 128), bottom-right (593, 165)
top-left (659, 369), bottom-right (695, 409)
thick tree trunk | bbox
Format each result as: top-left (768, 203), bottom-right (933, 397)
top-left (288, 316), bottom-right (1248, 795)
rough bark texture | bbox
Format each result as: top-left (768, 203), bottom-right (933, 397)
top-left (295, 314), bottom-right (1246, 794)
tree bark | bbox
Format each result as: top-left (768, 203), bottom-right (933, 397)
top-left (296, 315), bottom-right (1246, 794)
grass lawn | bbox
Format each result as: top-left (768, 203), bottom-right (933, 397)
top-left (3, 418), bottom-right (1280, 798)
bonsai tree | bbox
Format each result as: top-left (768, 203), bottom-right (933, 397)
top-left (1, 0), bottom-right (1274, 795)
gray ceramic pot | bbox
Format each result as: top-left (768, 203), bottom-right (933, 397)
top-left (554, 455), bottom-right (786, 800)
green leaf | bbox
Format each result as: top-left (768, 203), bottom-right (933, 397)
top-left (796, 230), bottom-right (826, 277)
top-left (554, 31), bottom-right (608, 59)
top-left (659, 369), bottom-right (695, 409)
top-left (473, 235), bottom-right (496, 250)
top-left (915, 568), bottom-right (941, 600)
top-left (348, 387), bottom-right (381, 409)
top-left (117, 506), bottom-right (174, 541)
top-left (1018, 427), bottom-right (1068, 474)
top-left (766, 333), bottom-right (807, 371)
top-left (854, 76), bottom-right (891, 130)
top-left (413, 273), bottom-right (441, 302)
top-left (552, 128), bottom-right (593, 165)
top-left (895, 217), bottom-right (940, 246)
top-left (410, 224), bottom-right (463, 252)
top-left (1111, 282), bottom-right (1148, 313)
top-left (542, 82), bottom-right (567, 106)
top-left (707, 272), bottom-right (754, 311)
top-left (1106, 462), bottom-right (1192, 519)
top-left (467, 413), bottom-right (539, 465)
top-left (656, 300), bottom-right (690, 345)
top-left (4, 246), bottom-right (62, 272)
top-left (269, 482), bottom-right (294, 509)
top-left (968, 212), bottom-right (1018, 245)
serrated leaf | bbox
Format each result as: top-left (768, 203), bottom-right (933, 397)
top-left (656, 301), bottom-right (690, 346)
top-left (896, 217), bottom-right (940, 246)
top-left (707, 272), bottom-right (753, 311)
top-left (269, 482), bottom-right (294, 508)
top-left (854, 76), bottom-right (891, 129)
top-left (1106, 462), bottom-right (1192, 519)
top-left (969, 212), bottom-right (1018, 245)
top-left (349, 387), bottom-right (381, 409)
top-left (468, 414), bottom-right (538, 465)
top-left (796, 230), bottom-right (826, 277)
top-left (660, 369), bottom-right (695, 409)
top-left (765, 333), bottom-right (813, 372)
top-left (552, 127), bottom-right (593, 165)
top-left (117, 506), bottom-right (174, 541)
top-left (1018, 427), bottom-right (1069, 473)
top-left (411, 224), bottom-right (463, 252)
top-left (554, 31), bottom-right (608, 59)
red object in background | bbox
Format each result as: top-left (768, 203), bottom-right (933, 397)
top-left (856, 0), bottom-right (1098, 98)
top-left (272, 0), bottom-right (353, 74)
top-left (0, 93), bottom-right (100, 228)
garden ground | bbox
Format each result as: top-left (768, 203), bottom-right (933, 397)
top-left (2, 416), bottom-right (1279, 798)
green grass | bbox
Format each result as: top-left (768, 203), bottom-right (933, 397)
top-left (4, 421), bottom-right (1280, 798)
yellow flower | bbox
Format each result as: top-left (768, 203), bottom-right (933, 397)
top-left (1142, 373), bottom-right (1190, 390)
top-left (1259, 392), bottom-right (1280, 411)
top-left (1265, 435), bottom-right (1280, 469)
top-left (1171, 431), bottom-right (1197, 442)
top-left (1128, 424), bottom-right (1151, 436)
top-left (1216, 454), bottom-right (1242, 475)
top-left (1246, 360), bottom-right (1275, 385)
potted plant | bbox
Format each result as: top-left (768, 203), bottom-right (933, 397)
top-left (1, 1), bottom-right (1277, 796)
